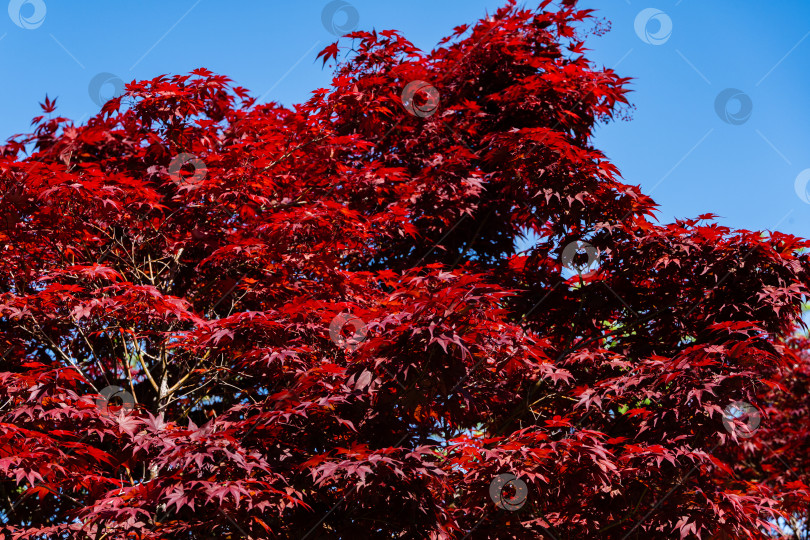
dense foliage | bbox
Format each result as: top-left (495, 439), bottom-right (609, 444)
top-left (0, 1), bottom-right (808, 538)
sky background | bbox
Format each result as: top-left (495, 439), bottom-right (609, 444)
top-left (1, 0), bottom-right (809, 239)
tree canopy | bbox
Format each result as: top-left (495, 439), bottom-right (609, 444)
top-left (1, 1), bottom-right (809, 538)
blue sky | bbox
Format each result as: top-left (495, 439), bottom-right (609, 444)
top-left (1, 0), bottom-right (809, 239)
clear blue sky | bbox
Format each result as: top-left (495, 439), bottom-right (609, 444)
top-left (2, 0), bottom-right (809, 239)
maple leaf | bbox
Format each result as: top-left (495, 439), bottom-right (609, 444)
top-left (316, 42), bottom-right (340, 66)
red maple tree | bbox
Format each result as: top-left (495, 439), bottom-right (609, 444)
top-left (1, 1), bottom-right (808, 538)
